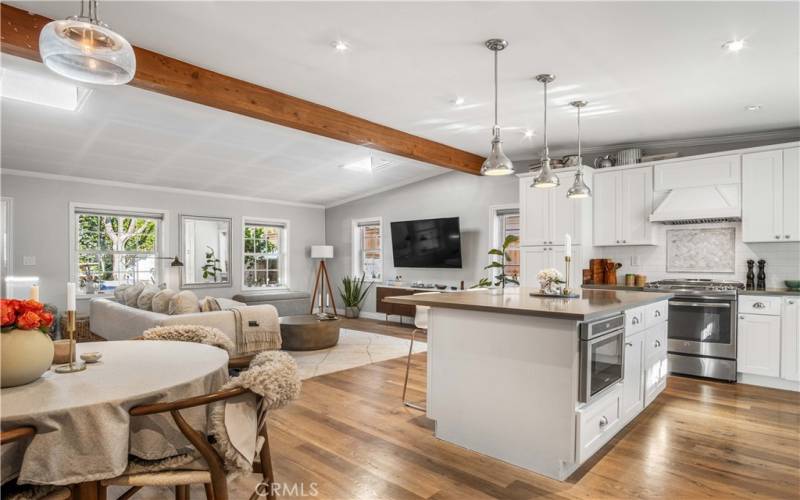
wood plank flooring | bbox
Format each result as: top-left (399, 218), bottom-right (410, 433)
top-left (129, 319), bottom-right (800, 499)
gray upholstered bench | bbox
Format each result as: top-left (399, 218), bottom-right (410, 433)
top-left (231, 291), bottom-right (311, 317)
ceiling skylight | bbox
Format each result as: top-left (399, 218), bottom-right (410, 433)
top-left (0, 68), bottom-right (92, 111)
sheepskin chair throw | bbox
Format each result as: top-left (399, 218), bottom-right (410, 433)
top-left (142, 324), bottom-right (235, 354)
top-left (209, 351), bottom-right (301, 474)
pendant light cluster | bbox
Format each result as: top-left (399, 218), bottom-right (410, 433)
top-left (480, 39), bottom-right (515, 176)
top-left (39, 0), bottom-right (136, 85)
top-left (479, 39), bottom-right (592, 199)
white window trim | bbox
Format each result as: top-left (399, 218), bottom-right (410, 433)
top-left (1, 197), bottom-right (13, 278)
top-left (241, 216), bottom-right (290, 292)
top-left (68, 202), bottom-right (170, 299)
top-left (351, 216), bottom-right (383, 282)
top-left (490, 204), bottom-right (519, 281)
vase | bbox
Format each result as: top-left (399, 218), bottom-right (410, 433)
top-left (345, 306), bottom-right (360, 319)
top-left (539, 280), bottom-right (562, 296)
top-left (1, 329), bottom-right (54, 388)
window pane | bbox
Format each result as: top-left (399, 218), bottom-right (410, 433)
top-left (255, 239), bottom-right (267, 253)
top-left (244, 239), bottom-right (255, 253)
top-left (243, 224), bottom-right (284, 288)
top-left (244, 255), bottom-right (255, 270)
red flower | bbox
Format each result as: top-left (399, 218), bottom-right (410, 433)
top-left (18, 300), bottom-right (44, 314)
top-left (38, 311), bottom-right (54, 329)
top-left (0, 301), bottom-right (16, 327)
top-left (16, 311), bottom-right (42, 330)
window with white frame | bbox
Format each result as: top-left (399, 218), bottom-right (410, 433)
top-left (73, 207), bottom-right (163, 295)
top-left (243, 220), bottom-right (288, 289)
top-left (493, 207), bottom-right (520, 281)
top-left (1, 198), bottom-right (11, 297)
top-left (352, 218), bottom-right (382, 280)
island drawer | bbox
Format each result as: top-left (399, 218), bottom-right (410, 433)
top-left (625, 306), bottom-right (646, 336)
top-left (645, 301), bottom-right (668, 328)
top-left (645, 322), bottom-right (668, 360)
top-left (738, 296), bottom-right (781, 316)
top-left (576, 386), bottom-right (622, 464)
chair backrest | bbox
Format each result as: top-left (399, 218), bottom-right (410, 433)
top-left (412, 292), bottom-right (440, 330)
top-left (0, 426), bottom-right (35, 446)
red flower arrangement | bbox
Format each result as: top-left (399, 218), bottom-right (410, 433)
top-left (0, 299), bottom-right (53, 333)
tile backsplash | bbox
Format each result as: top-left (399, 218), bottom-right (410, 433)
top-left (595, 222), bottom-right (800, 288)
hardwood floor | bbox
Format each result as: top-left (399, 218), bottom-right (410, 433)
top-left (127, 319), bottom-right (800, 499)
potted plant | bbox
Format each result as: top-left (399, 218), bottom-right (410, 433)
top-left (338, 273), bottom-right (374, 318)
top-left (1, 299), bottom-right (55, 388)
top-left (202, 246), bottom-right (223, 282)
top-left (478, 235), bottom-right (520, 292)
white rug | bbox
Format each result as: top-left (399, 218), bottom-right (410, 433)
top-left (287, 329), bottom-right (427, 380)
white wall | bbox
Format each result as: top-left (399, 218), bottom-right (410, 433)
top-left (0, 173), bottom-right (325, 313)
top-left (324, 171), bottom-right (518, 313)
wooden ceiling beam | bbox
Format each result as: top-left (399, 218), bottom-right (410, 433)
top-left (0, 4), bottom-right (484, 175)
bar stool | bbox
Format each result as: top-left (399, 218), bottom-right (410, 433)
top-left (402, 292), bottom-right (440, 411)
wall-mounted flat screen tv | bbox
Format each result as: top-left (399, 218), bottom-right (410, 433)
top-left (390, 217), bottom-right (462, 268)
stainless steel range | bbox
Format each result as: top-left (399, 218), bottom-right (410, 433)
top-left (644, 279), bottom-right (744, 381)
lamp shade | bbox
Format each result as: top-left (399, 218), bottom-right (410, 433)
top-left (311, 245), bottom-right (334, 259)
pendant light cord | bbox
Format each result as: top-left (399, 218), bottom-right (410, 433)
top-left (577, 105), bottom-right (582, 172)
top-left (493, 49), bottom-right (499, 138)
top-left (543, 80), bottom-right (549, 160)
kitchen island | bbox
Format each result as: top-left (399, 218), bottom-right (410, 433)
top-left (386, 287), bottom-right (673, 480)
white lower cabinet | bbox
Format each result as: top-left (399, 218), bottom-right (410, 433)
top-left (781, 297), bottom-right (800, 382)
top-left (738, 313), bottom-right (781, 378)
top-left (621, 331), bottom-right (645, 424)
top-left (520, 246), bottom-right (582, 290)
top-left (576, 386), bottom-right (622, 464)
top-left (643, 322), bottom-right (669, 407)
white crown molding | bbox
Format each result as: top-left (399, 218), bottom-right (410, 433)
top-left (0, 169), bottom-right (326, 209)
top-left (325, 170), bottom-right (450, 209)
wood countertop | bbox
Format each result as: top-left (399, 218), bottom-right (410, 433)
top-left (385, 287), bottom-right (674, 322)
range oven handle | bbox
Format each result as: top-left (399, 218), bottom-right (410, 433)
top-left (669, 300), bottom-right (731, 308)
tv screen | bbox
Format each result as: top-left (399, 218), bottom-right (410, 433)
top-left (390, 217), bottom-right (462, 268)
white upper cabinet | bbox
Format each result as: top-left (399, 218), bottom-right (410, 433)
top-left (742, 147), bottom-right (800, 242)
top-left (593, 167), bottom-right (656, 246)
top-left (519, 171), bottom-right (590, 246)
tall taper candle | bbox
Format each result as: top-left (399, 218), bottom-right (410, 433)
top-left (564, 234), bottom-right (572, 258)
top-left (67, 282), bottom-right (76, 311)
top-left (30, 284), bottom-right (39, 302)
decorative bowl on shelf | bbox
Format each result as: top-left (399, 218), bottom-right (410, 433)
top-left (785, 280), bottom-right (800, 291)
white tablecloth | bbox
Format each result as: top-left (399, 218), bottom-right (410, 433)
top-left (1, 341), bottom-right (229, 486)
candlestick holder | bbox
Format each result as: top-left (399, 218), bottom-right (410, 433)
top-left (55, 311), bottom-right (86, 374)
top-left (563, 255), bottom-right (572, 296)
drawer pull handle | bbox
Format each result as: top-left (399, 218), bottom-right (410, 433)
top-left (654, 310), bottom-right (661, 317)
top-left (753, 302), bottom-right (766, 309)
top-left (786, 235), bottom-right (791, 239)
top-left (789, 300), bottom-right (796, 305)
top-left (625, 342), bottom-right (633, 347)
top-left (775, 235), bottom-right (781, 239)
top-left (631, 317), bottom-right (640, 325)
top-left (599, 416), bottom-right (609, 429)
top-left (739, 315), bottom-right (745, 320)
top-left (655, 340), bottom-right (661, 348)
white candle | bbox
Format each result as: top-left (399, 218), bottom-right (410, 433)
top-left (564, 234), bottom-right (572, 258)
top-left (29, 284), bottom-right (39, 302)
top-left (67, 283), bottom-right (76, 311)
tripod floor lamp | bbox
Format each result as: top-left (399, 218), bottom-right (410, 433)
top-left (310, 245), bottom-right (337, 316)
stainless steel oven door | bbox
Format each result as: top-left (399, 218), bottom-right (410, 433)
top-left (667, 297), bottom-right (736, 359)
top-left (579, 328), bottom-right (625, 404)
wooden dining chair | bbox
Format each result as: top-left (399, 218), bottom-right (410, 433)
top-left (0, 426), bottom-right (72, 500)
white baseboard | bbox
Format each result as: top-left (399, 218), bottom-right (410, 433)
top-left (737, 373), bottom-right (800, 392)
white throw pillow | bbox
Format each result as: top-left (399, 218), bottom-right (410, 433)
top-left (200, 296), bottom-right (221, 312)
top-left (168, 290), bottom-right (201, 315)
top-left (123, 282), bottom-right (146, 308)
top-left (137, 285), bottom-right (160, 311)
top-left (152, 289), bottom-right (177, 314)
top-left (113, 284), bottom-right (130, 302)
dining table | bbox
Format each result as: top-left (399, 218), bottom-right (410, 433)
top-left (1, 340), bottom-right (230, 499)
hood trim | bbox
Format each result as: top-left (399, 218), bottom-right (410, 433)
top-left (650, 184), bottom-right (741, 224)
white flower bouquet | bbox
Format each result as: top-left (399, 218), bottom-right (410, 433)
top-left (537, 268), bottom-right (565, 295)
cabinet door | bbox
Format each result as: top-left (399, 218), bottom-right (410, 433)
top-left (593, 172), bottom-right (619, 246)
top-left (621, 331), bottom-right (645, 423)
top-left (781, 297), bottom-right (800, 382)
top-left (782, 148), bottom-right (800, 241)
top-left (520, 247), bottom-right (549, 288)
top-left (520, 180), bottom-right (550, 246)
top-left (620, 167), bottom-right (654, 245)
top-left (742, 150), bottom-right (784, 242)
top-left (551, 173), bottom-right (580, 245)
top-left (644, 322), bottom-right (668, 407)
top-left (551, 246), bottom-right (582, 290)
top-left (738, 314), bottom-right (781, 377)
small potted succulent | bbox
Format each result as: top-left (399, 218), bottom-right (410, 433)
top-left (1, 299), bottom-right (55, 387)
top-left (338, 273), bottom-right (374, 318)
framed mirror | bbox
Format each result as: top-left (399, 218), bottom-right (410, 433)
top-left (180, 215), bottom-right (232, 288)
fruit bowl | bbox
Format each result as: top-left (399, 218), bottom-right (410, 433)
top-left (785, 280), bottom-right (800, 291)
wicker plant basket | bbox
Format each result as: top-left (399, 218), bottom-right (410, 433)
top-left (59, 315), bottom-right (107, 342)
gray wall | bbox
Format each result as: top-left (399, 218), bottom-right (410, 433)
top-left (324, 171), bottom-right (518, 314)
top-left (1, 173), bottom-right (325, 313)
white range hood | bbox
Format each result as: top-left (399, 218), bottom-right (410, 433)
top-left (649, 154), bottom-right (742, 225)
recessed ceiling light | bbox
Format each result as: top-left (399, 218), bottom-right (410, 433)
top-left (453, 97), bottom-right (465, 106)
top-left (332, 40), bottom-right (350, 52)
top-left (745, 104), bottom-right (762, 111)
top-left (0, 67), bottom-right (92, 111)
top-left (722, 39), bottom-right (745, 52)
top-left (524, 129), bottom-right (535, 138)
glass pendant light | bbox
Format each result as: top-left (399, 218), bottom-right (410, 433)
top-left (567, 100), bottom-right (592, 199)
top-left (531, 74), bottom-right (559, 188)
top-left (480, 39), bottom-right (514, 176)
top-left (39, 0), bottom-right (136, 85)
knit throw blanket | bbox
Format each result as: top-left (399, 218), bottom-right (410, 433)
top-left (231, 305), bottom-right (281, 354)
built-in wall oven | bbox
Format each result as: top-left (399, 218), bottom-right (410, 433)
top-left (645, 279), bottom-right (742, 382)
top-left (579, 314), bottom-right (625, 404)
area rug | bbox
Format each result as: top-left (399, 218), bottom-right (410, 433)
top-left (287, 329), bottom-right (427, 380)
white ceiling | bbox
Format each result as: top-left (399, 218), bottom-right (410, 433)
top-left (1, 55), bottom-right (445, 207)
top-left (8, 0), bottom-right (799, 159)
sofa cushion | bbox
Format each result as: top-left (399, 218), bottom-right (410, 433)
top-left (169, 290), bottom-right (201, 315)
top-left (231, 291), bottom-right (310, 317)
top-left (137, 285), bottom-right (161, 311)
top-left (200, 296), bottom-right (221, 312)
top-left (152, 289), bottom-right (176, 314)
top-left (216, 297), bottom-right (246, 310)
top-left (123, 282), bottom-right (146, 308)
top-left (114, 284), bottom-right (131, 302)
